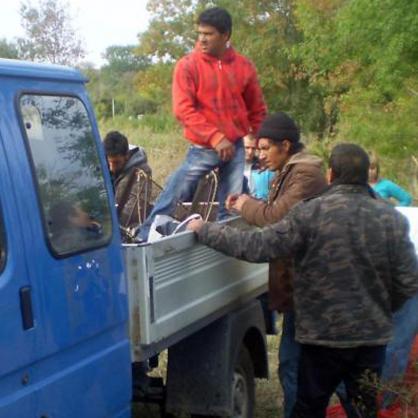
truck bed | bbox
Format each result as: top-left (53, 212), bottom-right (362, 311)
top-left (123, 219), bottom-right (268, 361)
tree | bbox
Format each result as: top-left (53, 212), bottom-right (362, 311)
top-left (137, 0), bottom-right (198, 62)
top-left (292, 0), bottom-right (418, 186)
top-left (18, 0), bottom-right (85, 65)
top-left (102, 45), bottom-right (150, 74)
top-left (135, 0), bottom-right (326, 132)
top-left (0, 38), bottom-right (20, 59)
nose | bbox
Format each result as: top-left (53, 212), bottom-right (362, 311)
top-left (199, 33), bottom-right (207, 43)
top-left (109, 162), bottom-right (119, 173)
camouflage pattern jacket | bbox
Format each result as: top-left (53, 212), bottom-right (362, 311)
top-left (198, 184), bottom-right (418, 347)
top-left (241, 152), bottom-right (327, 312)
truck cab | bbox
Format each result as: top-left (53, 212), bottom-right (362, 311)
top-left (0, 59), bottom-right (131, 417)
top-left (0, 59), bottom-right (271, 418)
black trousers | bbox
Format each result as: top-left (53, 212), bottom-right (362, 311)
top-left (291, 344), bottom-right (386, 418)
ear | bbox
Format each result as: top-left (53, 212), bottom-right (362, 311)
top-left (327, 168), bottom-right (334, 184)
top-left (282, 139), bottom-right (292, 153)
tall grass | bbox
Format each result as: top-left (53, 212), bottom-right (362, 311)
top-left (98, 114), bottom-right (418, 203)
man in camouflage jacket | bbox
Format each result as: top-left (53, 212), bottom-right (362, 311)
top-left (188, 143), bottom-right (418, 417)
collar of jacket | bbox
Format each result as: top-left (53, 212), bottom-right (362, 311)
top-left (326, 183), bottom-right (377, 198)
top-left (282, 151), bottom-right (323, 171)
top-left (193, 44), bottom-right (236, 63)
top-left (113, 147), bottom-right (147, 183)
top-left (268, 151), bottom-right (323, 198)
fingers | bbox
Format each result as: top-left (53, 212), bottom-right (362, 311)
top-left (219, 146), bottom-right (235, 162)
top-left (186, 219), bottom-right (205, 232)
top-left (215, 139), bottom-right (235, 162)
top-left (233, 194), bottom-right (250, 213)
top-left (226, 193), bottom-right (239, 210)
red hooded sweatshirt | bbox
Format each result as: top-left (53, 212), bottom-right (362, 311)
top-left (172, 45), bottom-right (267, 148)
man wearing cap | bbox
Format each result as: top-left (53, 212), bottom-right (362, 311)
top-left (226, 111), bottom-right (327, 418)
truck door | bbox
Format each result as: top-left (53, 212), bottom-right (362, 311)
top-left (0, 132), bottom-right (41, 417)
top-left (0, 91), bottom-right (131, 417)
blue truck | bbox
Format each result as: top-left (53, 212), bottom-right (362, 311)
top-left (0, 59), bottom-right (270, 418)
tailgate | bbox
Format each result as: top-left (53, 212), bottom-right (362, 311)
top-left (124, 227), bottom-right (268, 359)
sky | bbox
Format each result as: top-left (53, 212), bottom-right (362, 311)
top-left (1, 0), bottom-right (150, 67)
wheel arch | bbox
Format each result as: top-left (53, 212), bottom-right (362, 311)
top-left (242, 326), bottom-right (269, 379)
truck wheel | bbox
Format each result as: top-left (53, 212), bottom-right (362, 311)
top-left (192, 346), bottom-right (255, 418)
top-left (231, 346), bottom-right (255, 418)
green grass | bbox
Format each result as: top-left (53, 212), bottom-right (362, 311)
top-left (98, 116), bottom-right (418, 203)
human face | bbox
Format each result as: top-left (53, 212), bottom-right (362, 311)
top-left (197, 24), bottom-right (229, 58)
top-left (244, 137), bottom-right (257, 163)
top-left (107, 154), bottom-right (128, 176)
top-left (368, 165), bottom-right (379, 183)
top-left (258, 138), bottom-right (291, 171)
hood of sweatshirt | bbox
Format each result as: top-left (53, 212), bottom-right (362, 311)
top-left (123, 146), bottom-right (148, 172)
top-left (193, 42), bottom-right (236, 64)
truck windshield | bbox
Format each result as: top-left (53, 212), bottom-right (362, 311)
top-left (19, 94), bottom-right (112, 257)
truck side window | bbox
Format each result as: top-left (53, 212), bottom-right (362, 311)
top-left (20, 94), bottom-right (112, 257)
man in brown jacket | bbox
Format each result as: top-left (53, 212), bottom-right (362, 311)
top-left (226, 112), bottom-right (327, 418)
top-left (103, 131), bottom-right (152, 235)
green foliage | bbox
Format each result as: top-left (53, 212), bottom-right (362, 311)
top-left (87, 0), bottom-right (417, 197)
top-left (137, 0), bottom-right (198, 61)
top-left (18, 0), bottom-right (85, 64)
top-left (102, 45), bottom-right (151, 74)
top-left (133, 0), bottom-right (329, 132)
top-left (290, 0), bottom-right (418, 194)
top-left (134, 62), bottom-right (174, 110)
top-left (0, 38), bottom-right (20, 59)
top-left (81, 45), bottom-right (157, 120)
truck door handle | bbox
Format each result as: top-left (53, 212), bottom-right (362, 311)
top-left (19, 286), bottom-right (34, 330)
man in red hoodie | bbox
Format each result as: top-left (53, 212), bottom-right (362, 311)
top-left (138, 7), bottom-right (266, 240)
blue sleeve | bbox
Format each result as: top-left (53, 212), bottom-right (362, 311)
top-left (251, 170), bottom-right (275, 201)
top-left (384, 180), bottom-right (413, 206)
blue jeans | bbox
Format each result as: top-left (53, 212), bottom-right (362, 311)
top-left (139, 140), bottom-right (244, 240)
top-left (279, 312), bottom-right (301, 418)
top-left (381, 292), bottom-right (418, 407)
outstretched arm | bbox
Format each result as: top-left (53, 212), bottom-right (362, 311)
top-left (188, 211), bottom-right (304, 263)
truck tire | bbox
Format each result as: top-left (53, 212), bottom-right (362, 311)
top-left (230, 346), bottom-right (255, 418)
top-left (191, 346), bottom-right (255, 418)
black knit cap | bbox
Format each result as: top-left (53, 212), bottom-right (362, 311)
top-left (257, 112), bottom-right (300, 144)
